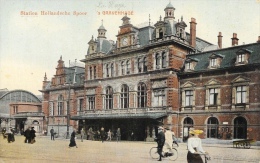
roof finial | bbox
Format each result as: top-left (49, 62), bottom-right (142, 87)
top-left (91, 35), bottom-right (94, 40)
top-left (149, 14), bottom-right (151, 26)
top-left (160, 15), bottom-right (162, 21)
top-left (60, 56), bottom-right (62, 60)
top-left (101, 19), bottom-right (103, 25)
top-left (181, 16), bottom-right (183, 21)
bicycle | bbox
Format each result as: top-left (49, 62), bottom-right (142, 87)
top-left (149, 146), bottom-right (178, 161)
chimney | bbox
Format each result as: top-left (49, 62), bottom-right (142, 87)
top-left (231, 33), bottom-right (239, 46)
top-left (257, 36), bottom-right (260, 43)
top-left (217, 32), bottom-right (223, 49)
top-left (190, 18), bottom-right (197, 48)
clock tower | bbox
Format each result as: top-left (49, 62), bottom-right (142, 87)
top-left (116, 14), bottom-right (136, 48)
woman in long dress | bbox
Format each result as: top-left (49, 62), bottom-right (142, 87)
top-left (69, 130), bottom-right (78, 148)
top-left (187, 129), bottom-right (207, 163)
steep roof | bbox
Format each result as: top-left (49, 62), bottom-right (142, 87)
top-left (186, 43), bottom-right (260, 71)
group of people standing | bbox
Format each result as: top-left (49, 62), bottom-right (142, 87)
top-left (155, 126), bottom-right (208, 162)
top-left (24, 127), bottom-right (36, 144)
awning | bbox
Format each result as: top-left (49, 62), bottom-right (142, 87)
top-left (71, 112), bottom-right (168, 120)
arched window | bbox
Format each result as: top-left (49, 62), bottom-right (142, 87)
top-left (234, 117), bottom-right (247, 139)
top-left (111, 63), bottom-right (114, 77)
top-left (159, 28), bottom-right (163, 39)
top-left (89, 67), bottom-right (92, 80)
top-left (155, 53), bottom-right (160, 69)
top-left (137, 83), bottom-right (147, 108)
top-left (162, 52), bottom-right (166, 68)
top-left (207, 117), bottom-right (219, 138)
top-left (58, 95), bottom-right (63, 115)
top-left (106, 64), bottom-right (109, 77)
top-left (120, 84), bottom-right (129, 108)
top-left (143, 57), bottom-right (147, 72)
top-left (105, 86), bottom-right (113, 109)
top-left (121, 61), bottom-right (125, 75)
top-left (93, 66), bottom-right (97, 79)
top-left (183, 117), bottom-right (194, 142)
top-left (126, 60), bottom-right (130, 74)
top-left (138, 58), bottom-right (142, 73)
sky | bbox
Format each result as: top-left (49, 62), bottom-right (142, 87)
top-left (0, 0), bottom-right (259, 96)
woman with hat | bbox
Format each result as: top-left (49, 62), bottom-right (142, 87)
top-left (187, 129), bottom-right (207, 163)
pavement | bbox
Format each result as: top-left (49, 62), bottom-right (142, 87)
top-left (0, 135), bottom-right (259, 163)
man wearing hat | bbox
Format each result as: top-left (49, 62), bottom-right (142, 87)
top-left (155, 126), bottom-right (165, 161)
top-left (187, 129), bottom-right (207, 163)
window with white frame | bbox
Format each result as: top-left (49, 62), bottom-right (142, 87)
top-left (137, 83), bottom-right (147, 108)
top-left (154, 89), bottom-right (165, 107)
top-left (105, 86), bottom-right (113, 109)
top-left (58, 95), bottom-right (63, 115)
top-left (126, 60), bottom-right (130, 74)
top-left (88, 96), bottom-right (95, 110)
top-left (89, 67), bottom-right (92, 80)
top-left (143, 57), bottom-right (147, 72)
top-left (106, 64), bottom-right (109, 77)
top-left (185, 90), bottom-right (193, 106)
top-left (236, 86), bottom-right (247, 104)
top-left (209, 88), bottom-right (218, 105)
top-left (237, 54), bottom-right (245, 63)
top-left (162, 52), bottom-right (166, 68)
top-left (210, 58), bottom-right (217, 67)
top-left (13, 106), bottom-right (18, 113)
top-left (79, 98), bottom-right (84, 112)
top-left (111, 63), bottom-right (114, 77)
top-left (138, 58), bottom-right (142, 73)
top-left (185, 62), bottom-right (191, 70)
top-left (155, 53), bottom-right (161, 69)
top-left (93, 66), bottom-right (97, 79)
top-left (121, 61), bottom-right (125, 75)
top-left (120, 84), bottom-right (129, 108)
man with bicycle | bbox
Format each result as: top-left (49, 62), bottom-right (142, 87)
top-left (155, 126), bottom-right (165, 161)
top-left (163, 127), bottom-right (174, 157)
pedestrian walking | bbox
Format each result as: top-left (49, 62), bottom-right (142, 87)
top-left (80, 128), bottom-right (85, 142)
top-left (30, 127), bottom-right (36, 144)
top-left (106, 129), bottom-right (112, 141)
top-left (100, 127), bottom-right (106, 143)
top-left (187, 129), bottom-right (208, 163)
top-left (155, 126), bottom-right (165, 161)
top-left (69, 129), bottom-right (78, 148)
top-left (6, 127), bottom-right (15, 143)
top-left (50, 127), bottom-right (55, 141)
top-left (116, 128), bottom-right (121, 142)
top-left (88, 127), bottom-right (93, 140)
top-left (24, 127), bottom-right (31, 143)
top-left (163, 127), bottom-right (173, 156)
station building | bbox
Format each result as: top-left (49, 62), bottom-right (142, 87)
top-left (41, 3), bottom-right (260, 141)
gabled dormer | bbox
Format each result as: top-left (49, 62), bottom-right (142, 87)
top-left (154, 16), bottom-right (167, 39)
top-left (185, 57), bottom-right (198, 71)
top-left (176, 16), bottom-right (187, 39)
top-left (208, 53), bottom-right (224, 69)
top-left (235, 48), bottom-right (252, 65)
top-left (87, 36), bottom-right (97, 55)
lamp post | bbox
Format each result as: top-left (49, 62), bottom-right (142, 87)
top-left (66, 83), bottom-right (71, 139)
top-left (57, 118), bottom-right (60, 137)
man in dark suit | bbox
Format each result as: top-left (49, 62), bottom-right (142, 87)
top-left (155, 126), bottom-right (165, 161)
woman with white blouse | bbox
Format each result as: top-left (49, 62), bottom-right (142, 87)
top-left (187, 129), bottom-right (207, 163)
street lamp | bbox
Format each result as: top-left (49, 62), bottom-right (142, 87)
top-left (57, 118), bottom-right (60, 137)
top-left (66, 82), bottom-right (71, 139)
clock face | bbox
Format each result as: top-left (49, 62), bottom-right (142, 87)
top-left (122, 37), bottom-right (128, 46)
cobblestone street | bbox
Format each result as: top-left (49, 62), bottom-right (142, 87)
top-left (0, 135), bottom-right (259, 163)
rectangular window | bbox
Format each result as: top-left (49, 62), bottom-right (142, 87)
top-left (185, 90), bottom-right (193, 106)
top-left (13, 106), bottom-right (18, 113)
top-left (237, 54), bottom-right (245, 63)
top-left (185, 62), bottom-right (191, 70)
top-left (210, 58), bottom-right (217, 67)
top-left (209, 88), bottom-right (218, 105)
top-left (154, 90), bottom-right (165, 107)
top-left (79, 99), bottom-right (84, 111)
top-left (88, 96), bottom-right (95, 110)
top-left (236, 86), bottom-right (246, 103)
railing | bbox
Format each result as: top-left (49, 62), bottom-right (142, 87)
top-left (77, 107), bottom-right (170, 116)
top-left (13, 112), bottom-right (45, 117)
